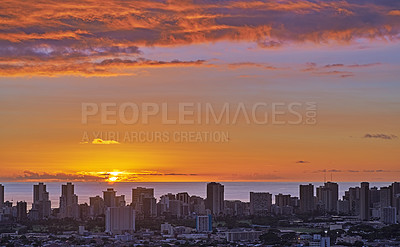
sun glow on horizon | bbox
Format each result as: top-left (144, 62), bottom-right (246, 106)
top-left (106, 171), bottom-right (123, 183)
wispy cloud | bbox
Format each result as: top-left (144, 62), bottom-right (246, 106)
top-left (311, 169), bottom-right (395, 173)
top-left (296, 160), bottom-right (310, 164)
top-left (363, 133), bottom-right (398, 140)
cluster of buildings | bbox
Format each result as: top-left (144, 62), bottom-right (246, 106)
top-left (298, 182), bottom-right (400, 224)
top-left (0, 181), bottom-right (399, 245)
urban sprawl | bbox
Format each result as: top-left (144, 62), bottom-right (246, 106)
top-left (0, 182), bottom-right (400, 246)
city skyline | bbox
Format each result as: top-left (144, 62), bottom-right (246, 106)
top-left (0, 181), bottom-right (399, 245)
top-left (1, 0), bottom-right (400, 182)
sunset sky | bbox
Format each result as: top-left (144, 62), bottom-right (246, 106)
top-left (0, 0), bottom-right (399, 182)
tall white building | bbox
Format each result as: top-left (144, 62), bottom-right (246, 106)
top-left (105, 206), bottom-right (135, 235)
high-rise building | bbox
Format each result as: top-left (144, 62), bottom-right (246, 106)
top-left (169, 199), bottom-right (182, 217)
top-left (190, 196), bottom-right (206, 215)
top-left (337, 200), bottom-right (350, 215)
top-left (115, 195), bottom-right (126, 207)
top-left (16, 201), bottom-right (27, 221)
top-left (196, 215), bottom-right (212, 232)
top-left (225, 200), bottom-right (245, 216)
top-left (177, 192), bottom-right (190, 216)
top-left (300, 184), bottom-right (315, 213)
top-left (316, 182), bottom-right (338, 213)
top-left (275, 194), bottom-right (291, 207)
top-left (142, 197), bottom-right (157, 218)
top-left (324, 182), bottom-right (338, 212)
top-left (206, 182), bottom-right (224, 216)
top-left (391, 182), bottom-right (400, 208)
top-left (132, 187), bottom-right (154, 204)
top-left (380, 186), bottom-right (392, 208)
top-left (132, 187), bottom-right (154, 208)
top-left (59, 182), bottom-right (79, 219)
top-left (360, 182), bottom-right (370, 221)
top-left (347, 186), bottom-right (360, 216)
top-left (250, 192), bottom-right (272, 215)
top-left (381, 207), bottom-right (397, 224)
top-left (105, 206), bottom-right (135, 235)
top-left (103, 188), bottom-right (117, 208)
top-left (0, 184), bottom-right (4, 208)
top-left (79, 203), bottom-right (90, 220)
top-left (89, 196), bottom-right (105, 217)
top-left (30, 183), bottom-right (51, 220)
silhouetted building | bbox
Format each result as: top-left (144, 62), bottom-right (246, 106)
top-left (132, 187), bottom-right (154, 214)
top-left (300, 184), bottom-right (315, 213)
top-left (250, 192), bottom-right (272, 215)
top-left (317, 182), bottom-right (338, 213)
top-left (380, 186), bottom-right (392, 208)
top-left (360, 182), bottom-right (370, 221)
top-left (59, 182), bottom-right (79, 219)
top-left (90, 196), bottom-right (105, 217)
top-left (190, 196), bottom-right (206, 215)
top-left (206, 182), bottom-right (224, 216)
top-left (177, 192), bottom-right (190, 216)
top-left (103, 188), bottom-right (117, 208)
top-left (79, 203), bottom-right (90, 220)
top-left (115, 195), bottom-right (126, 207)
top-left (30, 183), bottom-right (51, 220)
top-left (275, 194), bottom-right (291, 207)
top-left (381, 207), bottom-right (397, 224)
top-left (225, 200), bottom-right (245, 216)
top-left (143, 197), bottom-right (157, 218)
top-left (0, 184), bottom-right (4, 208)
top-left (16, 201), bottom-right (27, 221)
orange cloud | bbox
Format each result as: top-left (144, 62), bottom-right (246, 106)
top-left (1, 0), bottom-right (400, 76)
top-left (91, 138), bottom-right (120, 144)
top-left (0, 170), bottom-right (199, 182)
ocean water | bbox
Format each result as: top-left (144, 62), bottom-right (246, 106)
top-left (0, 182), bottom-right (393, 209)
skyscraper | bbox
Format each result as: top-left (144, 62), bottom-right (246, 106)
top-left (16, 201), bottom-right (27, 221)
top-left (30, 183), bottom-right (51, 220)
top-left (103, 188), bottom-right (117, 208)
top-left (59, 182), bottom-right (79, 219)
top-left (206, 182), bottom-right (224, 216)
top-left (0, 184), bottom-right (4, 208)
top-left (391, 182), bottom-right (400, 207)
top-left (131, 187), bottom-right (154, 215)
top-left (89, 196), bottom-right (105, 217)
top-left (177, 192), bottom-right (190, 216)
top-left (250, 192), bottom-right (272, 215)
top-left (360, 182), bottom-right (370, 221)
top-left (300, 184), bottom-right (315, 213)
top-left (132, 187), bottom-right (154, 206)
top-left (380, 186), bottom-right (392, 208)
